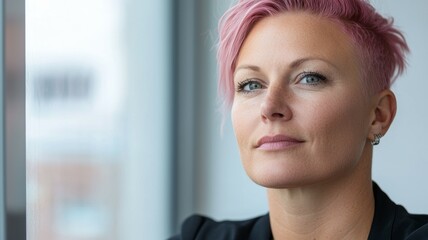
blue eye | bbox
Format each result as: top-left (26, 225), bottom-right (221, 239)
top-left (298, 72), bottom-right (326, 85)
top-left (237, 79), bottom-right (263, 93)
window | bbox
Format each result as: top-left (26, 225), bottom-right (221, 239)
top-left (26, 0), bottom-right (173, 239)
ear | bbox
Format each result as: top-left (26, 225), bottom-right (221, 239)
top-left (369, 89), bottom-right (397, 142)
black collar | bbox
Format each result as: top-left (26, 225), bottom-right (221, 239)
top-left (250, 182), bottom-right (427, 239)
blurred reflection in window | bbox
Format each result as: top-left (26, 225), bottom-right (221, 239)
top-left (26, 0), bottom-right (172, 239)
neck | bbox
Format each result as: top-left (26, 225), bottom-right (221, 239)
top-left (267, 147), bottom-right (375, 240)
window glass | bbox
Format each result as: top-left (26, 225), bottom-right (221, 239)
top-left (26, 0), bottom-right (172, 239)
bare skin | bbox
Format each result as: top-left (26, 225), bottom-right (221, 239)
top-left (232, 12), bottom-right (396, 240)
top-left (267, 142), bottom-right (374, 239)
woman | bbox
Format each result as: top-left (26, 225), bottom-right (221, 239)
top-left (172, 0), bottom-right (428, 239)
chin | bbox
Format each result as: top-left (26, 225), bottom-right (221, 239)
top-left (252, 178), bottom-right (305, 189)
top-left (244, 161), bottom-right (318, 189)
top-left (240, 148), bottom-right (363, 189)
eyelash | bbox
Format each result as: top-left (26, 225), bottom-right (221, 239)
top-left (236, 79), bottom-right (263, 93)
top-left (298, 71), bottom-right (327, 85)
top-left (235, 71), bottom-right (328, 93)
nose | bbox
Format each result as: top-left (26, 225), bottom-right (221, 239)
top-left (260, 87), bottom-right (292, 122)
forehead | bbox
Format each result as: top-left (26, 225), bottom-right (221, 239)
top-left (236, 12), bottom-right (361, 73)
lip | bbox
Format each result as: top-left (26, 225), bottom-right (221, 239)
top-left (256, 134), bottom-right (304, 150)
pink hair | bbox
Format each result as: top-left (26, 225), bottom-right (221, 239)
top-left (217, 0), bottom-right (409, 108)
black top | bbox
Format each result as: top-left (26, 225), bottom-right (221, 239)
top-left (170, 183), bottom-right (428, 239)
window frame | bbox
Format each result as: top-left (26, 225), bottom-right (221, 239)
top-left (2, 0), bottom-right (26, 239)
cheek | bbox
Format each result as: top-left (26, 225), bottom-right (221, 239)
top-left (231, 102), bottom-right (252, 145)
top-left (231, 101), bottom-right (265, 182)
top-left (231, 100), bottom-right (260, 155)
top-left (306, 95), bottom-right (370, 160)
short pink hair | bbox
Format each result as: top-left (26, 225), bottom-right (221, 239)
top-left (217, 0), bottom-right (409, 108)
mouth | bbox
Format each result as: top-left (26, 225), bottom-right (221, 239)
top-left (256, 134), bottom-right (304, 150)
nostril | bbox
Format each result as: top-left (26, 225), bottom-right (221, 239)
top-left (260, 98), bottom-right (292, 121)
top-left (272, 112), bottom-right (284, 118)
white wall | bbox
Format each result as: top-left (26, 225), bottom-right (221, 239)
top-left (371, 0), bottom-right (428, 214)
top-left (195, 0), bottom-right (428, 220)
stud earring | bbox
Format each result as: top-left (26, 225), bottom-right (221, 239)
top-left (371, 133), bottom-right (382, 146)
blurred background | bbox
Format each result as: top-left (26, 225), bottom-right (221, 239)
top-left (21, 0), bottom-right (428, 239)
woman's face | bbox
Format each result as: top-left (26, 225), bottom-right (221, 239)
top-left (231, 12), bottom-right (377, 188)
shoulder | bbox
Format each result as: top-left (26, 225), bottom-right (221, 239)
top-left (169, 214), bottom-right (271, 240)
top-left (370, 182), bottom-right (428, 240)
top-left (392, 205), bottom-right (428, 239)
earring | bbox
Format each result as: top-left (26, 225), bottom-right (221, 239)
top-left (371, 133), bottom-right (382, 146)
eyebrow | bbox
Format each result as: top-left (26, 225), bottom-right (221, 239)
top-left (234, 65), bottom-right (260, 74)
top-left (289, 57), bottom-right (338, 69)
top-left (234, 57), bottom-right (339, 75)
